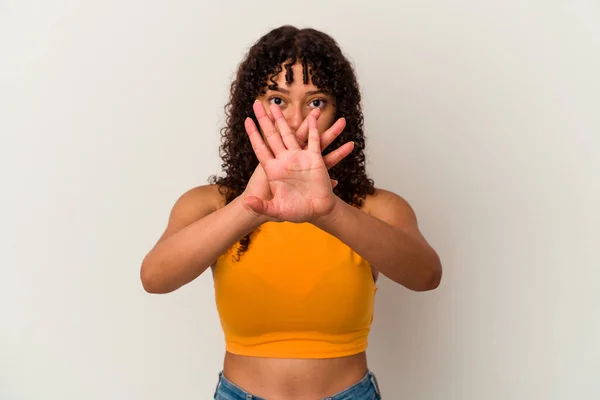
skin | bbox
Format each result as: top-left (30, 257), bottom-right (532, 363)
top-left (140, 63), bottom-right (442, 398)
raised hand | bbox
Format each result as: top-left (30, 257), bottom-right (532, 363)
top-left (242, 101), bottom-right (354, 223)
top-left (242, 102), bottom-right (349, 205)
top-left (243, 107), bottom-right (347, 202)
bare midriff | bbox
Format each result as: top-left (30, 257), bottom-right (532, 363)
top-left (222, 351), bottom-right (369, 399)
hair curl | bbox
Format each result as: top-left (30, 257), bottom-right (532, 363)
top-left (209, 25), bottom-right (375, 259)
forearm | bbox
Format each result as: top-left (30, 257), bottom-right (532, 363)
top-left (314, 197), bottom-right (441, 291)
top-left (141, 196), bottom-right (264, 293)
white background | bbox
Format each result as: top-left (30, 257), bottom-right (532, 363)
top-left (1, 1), bottom-right (599, 399)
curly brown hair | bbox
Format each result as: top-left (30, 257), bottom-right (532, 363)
top-left (209, 25), bottom-right (375, 258)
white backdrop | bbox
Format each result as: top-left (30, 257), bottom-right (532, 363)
top-left (1, 1), bottom-right (599, 399)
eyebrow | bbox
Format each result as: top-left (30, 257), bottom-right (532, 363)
top-left (270, 87), bottom-right (325, 96)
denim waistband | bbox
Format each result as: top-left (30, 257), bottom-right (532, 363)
top-left (213, 369), bottom-right (381, 399)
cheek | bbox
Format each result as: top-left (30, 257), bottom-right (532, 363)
top-left (317, 114), bottom-right (336, 133)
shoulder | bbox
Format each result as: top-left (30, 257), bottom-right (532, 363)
top-left (171, 184), bottom-right (224, 216)
top-left (362, 187), bottom-right (422, 237)
top-left (158, 184), bottom-right (225, 241)
top-left (363, 188), bottom-right (415, 217)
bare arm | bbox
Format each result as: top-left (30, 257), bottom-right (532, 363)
top-left (314, 189), bottom-right (442, 291)
top-left (240, 102), bottom-right (441, 291)
top-left (140, 108), bottom-right (352, 294)
top-left (140, 185), bottom-right (263, 294)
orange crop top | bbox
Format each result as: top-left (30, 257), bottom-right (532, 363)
top-left (213, 221), bottom-right (377, 359)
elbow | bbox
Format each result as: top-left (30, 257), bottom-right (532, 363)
top-left (141, 275), bottom-right (161, 294)
top-left (425, 263), bottom-right (443, 290)
top-left (414, 253), bottom-right (443, 292)
top-left (140, 267), bottom-right (161, 294)
top-left (140, 255), bottom-right (170, 294)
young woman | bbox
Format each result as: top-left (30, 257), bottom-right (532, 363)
top-left (141, 25), bottom-right (442, 400)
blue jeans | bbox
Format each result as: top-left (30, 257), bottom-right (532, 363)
top-left (213, 370), bottom-right (382, 399)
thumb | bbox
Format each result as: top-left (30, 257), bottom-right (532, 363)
top-left (243, 195), bottom-right (274, 217)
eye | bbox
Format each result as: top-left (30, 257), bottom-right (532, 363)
top-left (309, 99), bottom-right (327, 109)
top-left (268, 97), bottom-right (285, 106)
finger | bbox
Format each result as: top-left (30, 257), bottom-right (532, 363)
top-left (265, 108), bottom-right (281, 136)
top-left (319, 117), bottom-right (346, 151)
top-left (253, 101), bottom-right (286, 155)
top-left (296, 108), bottom-right (321, 146)
top-left (307, 114), bottom-right (321, 153)
top-left (266, 107), bottom-right (275, 122)
top-left (331, 179), bottom-right (338, 189)
top-left (323, 141), bottom-right (355, 169)
top-left (245, 117), bottom-right (274, 164)
top-left (270, 104), bottom-right (300, 150)
top-left (299, 116), bottom-right (345, 152)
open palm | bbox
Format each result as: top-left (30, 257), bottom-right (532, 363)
top-left (244, 102), bottom-right (354, 223)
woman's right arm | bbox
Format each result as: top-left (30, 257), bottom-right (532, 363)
top-left (140, 185), bottom-right (264, 294)
top-left (141, 107), bottom-right (352, 294)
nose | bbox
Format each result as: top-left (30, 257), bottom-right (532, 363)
top-left (283, 105), bottom-right (303, 132)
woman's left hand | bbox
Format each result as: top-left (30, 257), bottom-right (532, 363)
top-left (243, 101), bottom-right (354, 223)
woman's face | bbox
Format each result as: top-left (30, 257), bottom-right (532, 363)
top-left (256, 63), bottom-right (336, 137)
